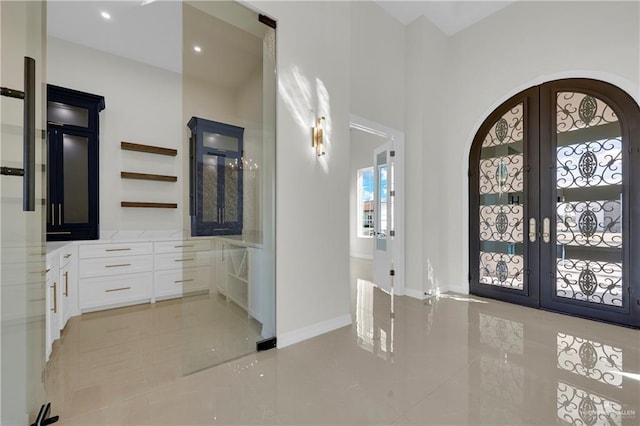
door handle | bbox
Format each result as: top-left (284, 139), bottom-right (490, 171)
top-left (0, 57), bottom-right (36, 211)
top-left (51, 282), bottom-right (57, 313)
top-left (542, 217), bottom-right (550, 243)
top-left (529, 218), bottom-right (537, 242)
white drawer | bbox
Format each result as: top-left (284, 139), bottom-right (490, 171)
top-left (79, 255), bottom-right (153, 278)
top-left (154, 267), bottom-right (211, 300)
top-left (79, 242), bottom-right (152, 259)
top-left (59, 247), bottom-right (74, 268)
top-left (79, 272), bottom-right (152, 311)
top-left (154, 251), bottom-right (211, 271)
top-left (154, 239), bottom-right (212, 253)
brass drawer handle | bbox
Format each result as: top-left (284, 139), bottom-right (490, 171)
top-left (174, 258), bottom-right (194, 262)
top-left (174, 279), bottom-right (194, 284)
top-left (64, 253), bottom-right (72, 259)
top-left (64, 271), bottom-right (68, 297)
top-left (105, 263), bottom-right (131, 268)
top-left (105, 286), bottom-right (131, 293)
top-left (51, 282), bottom-right (57, 313)
top-left (174, 244), bottom-right (194, 248)
top-left (105, 248), bottom-right (131, 252)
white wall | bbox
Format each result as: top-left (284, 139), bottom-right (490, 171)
top-left (350, 1), bottom-right (405, 131)
top-left (47, 37), bottom-right (184, 233)
top-left (49, 36), bottom-right (264, 237)
top-left (248, 1), bottom-right (353, 346)
top-left (349, 129), bottom-right (386, 260)
top-left (405, 1), bottom-right (640, 295)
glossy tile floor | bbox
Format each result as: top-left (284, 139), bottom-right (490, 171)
top-left (46, 258), bottom-right (640, 424)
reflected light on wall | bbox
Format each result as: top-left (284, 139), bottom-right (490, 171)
top-left (312, 116), bottom-right (325, 156)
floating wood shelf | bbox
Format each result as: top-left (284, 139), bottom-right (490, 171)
top-left (121, 141), bottom-right (177, 157)
top-left (121, 202), bottom-right (177, 209)
top-left (121, 172), bottom-right (177, 182)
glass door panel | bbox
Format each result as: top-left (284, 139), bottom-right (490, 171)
top-left (202, 154), bottom-right (219, 224)
top-left (554, 92), bottom-right (623, 307)
top-left (1, 1), bottom-right (46, 423)
top-left (478, 104), bottom-right (526, 290)
top-left (181, 0), bottom-right (277, 374)
top-left (375, 150), bottom-right (388, 251)
top-left (62, 133), bottom-right (89, 223)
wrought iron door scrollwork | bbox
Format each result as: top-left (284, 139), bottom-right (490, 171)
top-left (556, 259), bottom-right (622, 306)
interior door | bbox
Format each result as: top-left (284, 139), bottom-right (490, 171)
top-left (470, 79), bottom-right (640, 327)
top-left (0, 0), bottom-right (47, 423)
top-left (373, 142), bottom-right (394, 293)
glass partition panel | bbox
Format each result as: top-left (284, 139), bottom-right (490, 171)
top-left (1, 1), bottom-right (46, 423)
top-left (182, 0), bottom-right (276, 374)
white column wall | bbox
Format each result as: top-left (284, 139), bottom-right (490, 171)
top-left (250, 1), bottom-right (353, 346)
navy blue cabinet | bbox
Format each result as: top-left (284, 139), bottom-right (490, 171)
top-left (47, 85), bottom-right (104, 241)
top-left (188, 117), bottom-right (244, 236)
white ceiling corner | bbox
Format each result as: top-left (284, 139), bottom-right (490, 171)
top-left (375, 1), bottom-right (516, 35)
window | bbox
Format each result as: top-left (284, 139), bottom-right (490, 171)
top-left (357, 167), bottom-right (374, 238)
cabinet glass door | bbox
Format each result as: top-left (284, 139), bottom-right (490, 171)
top-left (46, 85), bottom-right (103, 241)
top-left (0, 1), bottom-right (47, 423)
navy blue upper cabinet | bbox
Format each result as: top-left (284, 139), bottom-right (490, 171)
top-left (188, 117), bottom-right (244, 236)
top-left (47, 85), bottom-right (104, 241)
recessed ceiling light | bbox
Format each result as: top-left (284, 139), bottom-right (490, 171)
top-left (101, 11), bottom-right (111, 20)
top-left (193, 46), bottom-right (202, 53)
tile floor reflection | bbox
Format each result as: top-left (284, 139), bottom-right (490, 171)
top-left (45, 258), bottom-right (639, 424)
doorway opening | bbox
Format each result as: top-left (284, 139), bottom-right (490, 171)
top-left (349, 115), bottom-right (405, 300)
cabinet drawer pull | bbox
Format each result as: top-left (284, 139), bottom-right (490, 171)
top-left (64, 271), bottom-right (69, 296)
top-left (105, 286), bottom-right (131, 293)
top-left (51, 282), bottom-right (57, 313)
top-left (64, 253), bottom-right (72, 259)
top-left (174, 244), bottom-right (194, 248)
top-left (174, 258), bottom-right (194, 262)
top-left (174, 279), bottom-right (194, 284)
top-left (105, 248), bottom-right (131, 252)
top-left (105, 263), bottom-right (131, 268)
top-left (45, 268), bottom-right (51, 273)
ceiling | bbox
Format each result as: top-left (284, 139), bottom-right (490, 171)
top-left (47, 1), bottom-right (265, 89)
top-left (376, 1), bottom-right (516, 35)
top-left (47, 1), bottom-right (516, 84)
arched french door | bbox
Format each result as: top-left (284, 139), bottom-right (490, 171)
top-left (469, 79), bottom-right (640, 327)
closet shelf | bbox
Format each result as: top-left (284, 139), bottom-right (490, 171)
top-left (121, 172), bottom-right (177, 182)
top-left (121, 202), bottom-right (177, 209)
top-left (121, 141), bottom-right (177, 157)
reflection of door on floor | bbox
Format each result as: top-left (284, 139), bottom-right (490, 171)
top-left (469, 79), bottom-right (640, 327)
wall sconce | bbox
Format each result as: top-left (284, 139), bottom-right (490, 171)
top-left (312, 116), bottom-right (326, 156)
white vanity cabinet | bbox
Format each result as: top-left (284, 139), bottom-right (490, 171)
top-left (153, 239), bottom-right (212, 300)
top-left (78, 242), bottom-right (153, 312)
top-left (218, 239), bottom-right (264, 323)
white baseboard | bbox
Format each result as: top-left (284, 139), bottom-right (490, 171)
top-left (277, 314), bottom-right (352, 349)
top-left (448, 283), bottom-right (469, 294)
top-left (350, 252), bottom-right (373, 260)
top-left (404, 288), bottom-right (428, 300)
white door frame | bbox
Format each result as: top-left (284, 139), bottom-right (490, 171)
top-left (349, 114), bottom-right (405, 296)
